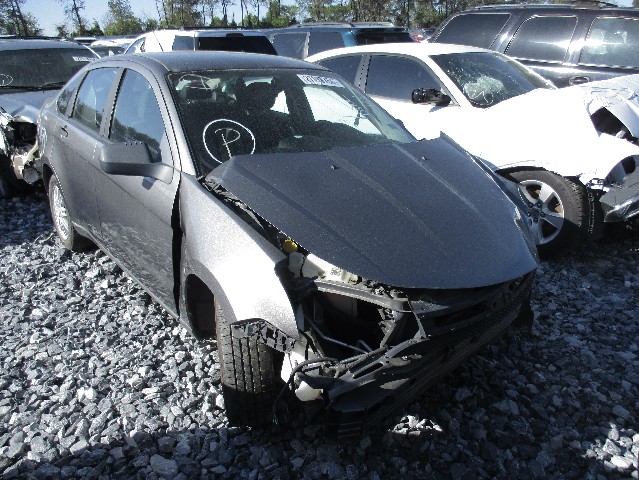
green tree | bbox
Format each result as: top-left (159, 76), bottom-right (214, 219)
top-left (0, 0), bottom-right (41, 35)
top-left (103, 0), bottom-right (143, 35)
top-left (56, 0), bottom-right (88, 35)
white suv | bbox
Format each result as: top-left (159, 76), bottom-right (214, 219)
top-left (124, 29), bottom-right (276, 55)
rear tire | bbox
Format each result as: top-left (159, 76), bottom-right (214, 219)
top-left (504, 170), bottom-right (589, 257)
top-left (215, 301), bottom-right (279, 426)
top-left (48, 175), bottom-right (90, 251)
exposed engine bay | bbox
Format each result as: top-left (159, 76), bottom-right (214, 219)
top-left (0, 110), bottom-right (39, 196)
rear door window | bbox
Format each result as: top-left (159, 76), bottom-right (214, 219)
top-left (72, 68), bottom-right (118, 132)
top-left (317, 55), bottom-right (363, 84)
top-left (308, 32), bottom-right (344, 56)
top-left (198, 36), bottom-right (277, 55)
top-left (580, 17), bottom-right (639, 68)
top-left (435, 13), bottom-right (510, 48)
top-left (366, 55), bottom-right (440, 101)
top-left (506, 16), bottom-right (577, 62)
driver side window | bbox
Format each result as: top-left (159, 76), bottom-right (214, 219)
top-left (72, 68), bottom-right (118, 132)
top-left (366, 55), bottom-right (440, 101)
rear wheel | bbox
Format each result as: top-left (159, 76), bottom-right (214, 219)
top-left (504, 170), bottom-right (589, 257)
top-left (48, 175), bottom-right (90, 251)
top-left (215, 301), bottom-right (279, 426)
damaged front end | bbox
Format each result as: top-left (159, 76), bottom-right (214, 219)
top-left (0, 110), bottom-right (39, 196)
top-left (589, 154), bottom-right (639, 222)
top-left (231, 235), bottom-right (535, 439)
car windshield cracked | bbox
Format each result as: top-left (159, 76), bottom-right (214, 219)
top-left (38, 51), bottom-right (538, 438)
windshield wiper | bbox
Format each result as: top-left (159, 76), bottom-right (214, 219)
top-left (0, 82), bottom-right (66, 91)
top-left (39, 81), bottom-right (67, 89)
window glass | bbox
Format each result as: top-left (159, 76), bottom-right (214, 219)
top-left (172, 35), bottom-right (195, 50)
top-left (506, 16), bottom-right (577, 62)
top-left (198, 36), bottom-right (277, 55)
top-left (57, 73), bottom-right (83, 114)
top-left (366, 55), bottom-right (439, 100)
top-left (308, 32), bottom-right (344, 56)
top-left (432, 52), bottom-right (553, 108)
top-left (354, 31), bottom-right (413, 45)
top-left (435, 13), bottom-right (510, 48)
top-left (0, 47), bottom-right (96, 89)
top-left (272, 32), bottom-right (307, 58)
top-left (126, 37), bottom-right (145, 53)
top-left (169, 69), bottom-right (412, 176)
top-left (580, 17), bottom-right (639, 69)
top-left (317, 55), bottom-right (362, 84)
top-left (110, 70), bottom-right (165, 162)
top-left (72, 67), bottom-right (118, 131)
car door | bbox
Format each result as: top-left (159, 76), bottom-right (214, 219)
top-left (94, 67), bottom-right (180, 315)
top-left (53, 67), bottom-right (119, 238)
top-left (363, 54), bottom-right (453, 140)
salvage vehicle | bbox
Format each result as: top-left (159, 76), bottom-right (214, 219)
top-left (308, 43), bottom-right (639, 256)
top-left (0, 37), bottom-right (98, 197)
top-left (39, 51), bottom-right (538, 437)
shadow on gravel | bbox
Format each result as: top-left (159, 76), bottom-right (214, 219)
top-left (0, 191), bottom-right (54, 247)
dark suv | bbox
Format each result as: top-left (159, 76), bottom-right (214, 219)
top-left (266, 22), bottom-right (413, 59)
top-left (430, 3), bottom-right (639, 87)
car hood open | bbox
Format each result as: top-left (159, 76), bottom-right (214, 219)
top-left (207, 138), bottom-right (538, 289)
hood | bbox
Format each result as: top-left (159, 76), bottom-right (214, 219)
top-left (207, 138), bottom-right (538, 289)
top-left (0, 90), bottom-right (57, 122)
top-left (573, 73), bottom-right (639, 138)
top-left (444, 88), bottom-right (639, 179)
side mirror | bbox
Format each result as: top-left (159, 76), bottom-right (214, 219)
top-left (412, 88), bottom-right (451, 106)
top-left (99, 142), bottom-right (173, 184)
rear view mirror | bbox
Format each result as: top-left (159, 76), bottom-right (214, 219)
top-left (412, 88), bottom-right (451, 106)
top-left (99, 142), bottom-right (173, 184)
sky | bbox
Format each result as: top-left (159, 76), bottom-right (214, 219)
top-left (22, 0), bottom-right (256, 36)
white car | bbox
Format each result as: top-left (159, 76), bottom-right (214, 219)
top-left (308, 43), bottom-right (639, 256)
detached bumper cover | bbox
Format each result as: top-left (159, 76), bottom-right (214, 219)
top-left (600, 168), bottom-right (639, 222)
top-left (300, 272), bottom-right (535, 439)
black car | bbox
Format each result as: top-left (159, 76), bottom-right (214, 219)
top-left (430, 3), bottom-right (639, 87)
top-left (0, 37), bottom-right (98, 196)
top-left (39, 51), bottom-right (537, 437)
top-left (265, 22), bottom-right (413, 59)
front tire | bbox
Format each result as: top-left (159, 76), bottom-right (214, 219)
top-left (504, 170), bottom-right (588, 257)
top-left (48, 175), bottom-right (89, 251)
top-left (215, 301), bottom-right (279, 426)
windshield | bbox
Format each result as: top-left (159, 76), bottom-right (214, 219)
top-left (431, 52), bottom-right (554, 108)
top-left (169, 68), bottom-right (413, 176)
top-left (0, 47), bottom-right (96, 89)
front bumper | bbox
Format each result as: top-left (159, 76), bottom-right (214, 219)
top-left (599, 168), bottom-right (639, 222)
top-left (300, 273), bottom-right (535, 439)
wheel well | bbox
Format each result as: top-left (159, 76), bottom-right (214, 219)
top-left (184, 274), bottom-right (216, 339)
top-left (41, 164), bottom-right (53, 193)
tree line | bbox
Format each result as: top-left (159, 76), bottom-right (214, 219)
top-left (2, 0), bottom-right (634, 38)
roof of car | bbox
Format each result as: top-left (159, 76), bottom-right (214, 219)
top-left (0, 38), bottom-right (92, 51)
top-left (271, 22), bottom-right (407, 31)
top-left (95, 51), bottom-right (327, 73)
top-left (306, 42), bottom-right (488, 61)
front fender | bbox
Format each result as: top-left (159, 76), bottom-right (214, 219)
top-left (179, 174), bottom-right (298, 339)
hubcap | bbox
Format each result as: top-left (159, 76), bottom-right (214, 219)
top-left (518, 180), bottom-right (564, 246)
top-left (52, 184), bottom-right (70, 241)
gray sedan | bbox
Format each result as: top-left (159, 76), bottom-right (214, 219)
top-left (38, 52), bottom-right (538, 437)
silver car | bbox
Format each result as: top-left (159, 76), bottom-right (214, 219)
top-left (38, 52), bottom-right (538, 437)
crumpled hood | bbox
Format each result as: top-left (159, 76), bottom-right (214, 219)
top-left (0, 90), bottom-right (56, 122)
top-left (207, 138), bottom-right (538, 289)
top-left (444, 88), bottom-right (639, 179)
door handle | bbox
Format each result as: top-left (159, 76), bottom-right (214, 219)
top-left (569, 76), bottom-right (590, 85)
top-left (59, 125), bottom-right (68, 138)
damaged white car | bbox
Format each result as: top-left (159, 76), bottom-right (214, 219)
top-left (39, 52), bottom-right (538, 437)
top-left (0, 37), bottom-right (97, 197)
top-left (309, 44), bottom-right (639, 256)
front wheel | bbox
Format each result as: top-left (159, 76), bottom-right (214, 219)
top-left (504, 170), bottom-right (589, 257)
top-left (215, 301), bottom-right (280, 426)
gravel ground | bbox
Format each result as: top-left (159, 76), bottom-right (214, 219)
top-left (0, 192), bottom-right (638, 480)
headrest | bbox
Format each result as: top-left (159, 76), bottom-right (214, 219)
top-left (237, 81), bottom-right (280, 111)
